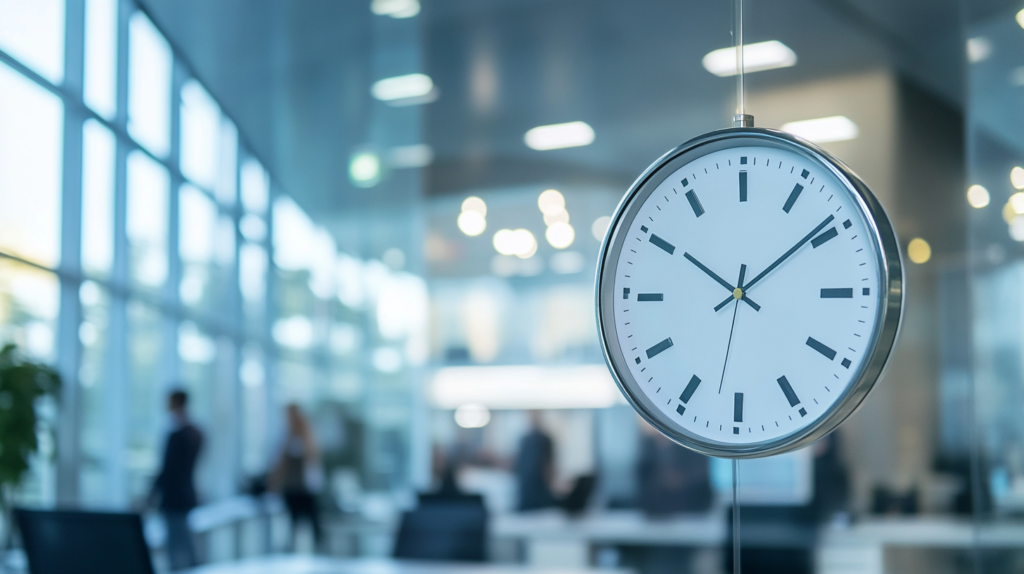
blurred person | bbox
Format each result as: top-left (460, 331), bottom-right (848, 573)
top-left (270, 404), bottom-right (324, 550)
top-left (149, 389), bottom-right (204, 571)
top-left (431, 444), bottom-right (465, 498)
top-left (514, 411), bottom-right (558, 510)
top-left (811, 432), bottom-right (850, 521)
top-left (636, 423), bottom-right (712, 516)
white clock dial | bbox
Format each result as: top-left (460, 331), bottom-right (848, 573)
top-left (597, 130), bottom-right (902, 458)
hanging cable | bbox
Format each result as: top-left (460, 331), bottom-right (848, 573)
top-left (733, 0), bottom-right (752, 127)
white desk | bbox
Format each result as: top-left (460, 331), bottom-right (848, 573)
top-left (491, 510), bottom-right (725, 567)
top-left (184, 556), bottom-right (631, 574)
top-left (816, 518), bottom-right (1024, 574)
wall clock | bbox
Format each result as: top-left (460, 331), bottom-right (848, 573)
top-left (595, 127), bottom-right (903, 458)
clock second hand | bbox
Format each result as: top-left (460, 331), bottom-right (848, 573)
top-left (718, 264), bottom-right (746, 394)
top-left (714, 214), bottom-right (836, 312)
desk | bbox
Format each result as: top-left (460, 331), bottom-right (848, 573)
top-left (491, 510), bottom-right (725, 567)
top-left (816, 518), bottom-right (1024, 574)
top-left (184, 556), bottom-right (631, 574)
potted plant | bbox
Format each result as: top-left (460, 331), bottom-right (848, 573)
top-left (0, 344), bottom-right (61, 559)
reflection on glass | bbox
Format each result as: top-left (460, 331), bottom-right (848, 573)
top-left (0, 0), bottom-right (65, 83)
top-left (0, 62), bottom-right (63, 268)
top-left (240, 343), bottom-right (267, 476)
top-left (216, 120), bottom-right (237, 206)
top-left (82, 119), bottom-right (115, 277)
top-left (126, 300), bottom-right (162, 501)
top-left (240, 242), bottom-right (267, 334)
top-left (126, 150), bottom-right (169, 289)
top-left (180, 80), bottom-right (220, 190)
top-left (83, 0), bottom-right (117, 119)
top-left (0, 259), bottom-right (58, 361)
top-left (78, 280), bottom-right (110, 505)
top-left (127, 12), bottom-right (171, 157)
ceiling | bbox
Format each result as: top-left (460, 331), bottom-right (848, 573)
top-left (138, 0), bottom-right (1000, 224)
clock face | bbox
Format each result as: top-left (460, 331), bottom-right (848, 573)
top-left (597, 130), bottom-right (901, 458)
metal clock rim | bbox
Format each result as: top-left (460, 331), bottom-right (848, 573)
top-left (594, 127), bottom-right (904, 459)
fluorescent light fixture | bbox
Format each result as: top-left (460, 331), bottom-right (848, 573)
top-left (348, 151), bottom-right (381, 187)
top-left (525, 121), bottom-right (594, 151)
top-left (781, 116), bottom-right (859, 143)
top-left (967, 37), bottom-right (992, 63)
top-left (389, 144), bottom-right (433, 168)
top-left (371, 73), bottom-right (435, 103)
top-left (454, 404), bottom-right (491, 429)
top-left (430, 365), bottom-right (624, 410)
top-left (371, 0), bottom-right (420, 18)
top-left (702, 40), bottom-right (797, 77)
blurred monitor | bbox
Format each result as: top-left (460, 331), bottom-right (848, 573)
top-left (15, 508), bottom-right (154, 574)
top-left (561, 474), bottom-right (596, 513)
top-left (710, 448), bottom-right (813, 505)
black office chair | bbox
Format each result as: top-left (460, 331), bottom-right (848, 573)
top-left (393, 493), bottom-right (487, 562)
top-left (15, 508), bottom-right (155, 574)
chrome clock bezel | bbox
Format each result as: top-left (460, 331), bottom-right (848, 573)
top-left (595, 127), bottom-right (903, 459)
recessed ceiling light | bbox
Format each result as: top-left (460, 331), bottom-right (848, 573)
top-left (348, 151), bottom-right (380, 187)
top-left (781, 116), bottom-right (859, 143)
top-left (371, 0), bottom-right (420, 18)
top-left (525, 121), bottom-right (594, 151)
top-left (702, 40), bottom-right (797, 77)
top-left (371, 73), bottom-right (434, 103)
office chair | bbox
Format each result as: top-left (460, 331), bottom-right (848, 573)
top-left (15, 508), bottom-right (155, 574)
top-left (393, 493), bottom-right (487, 562)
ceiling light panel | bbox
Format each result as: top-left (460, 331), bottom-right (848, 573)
top-left (702, 40), bottom-right (797, 77)
top-left (781, 116), bottom-right (859, 144)
top-left (525, 121), bottom-right (594, 151)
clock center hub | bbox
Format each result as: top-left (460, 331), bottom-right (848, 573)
top-left (732, 288), bottom-right (744, 300)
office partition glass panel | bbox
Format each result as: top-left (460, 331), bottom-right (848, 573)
top-left (179, 184), bottom-right (235, 315)
top-left (240, 159), bottom-right (268, 215)
top-left (240, 342), bottom-right (268, 476)
top-left (239, 242), bottom-right (267, 335)
top-left (126, 150), bottom-right (169, 291)
top-left (0, 61), bottom-right (63, 269)
top-left (180, 80), bottom-right (220, 191)
top-left (78, 280), bottom-right (110, 506)
top-left (126, 300), bottom-right (163, 501)
top-left (0, 0), bottom-right (65, 84)
top-left (127, 12), bottom-right (171, 158)
top-left (83, 0), bottom-right (117, 119)
top-left (215, 120), bottom-right (237, 207)
top-left (81, 119), bottom-right (116, 278)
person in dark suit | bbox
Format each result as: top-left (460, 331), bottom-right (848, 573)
top-left (149, 389), bottom-right (204, 571)
top-left (514, 411), bottom-right (558, 510)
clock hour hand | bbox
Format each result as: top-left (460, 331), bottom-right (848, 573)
top-left (683, 252), bottom-right (760, 311)
top-left (713, 215), bottom-right (836, 311)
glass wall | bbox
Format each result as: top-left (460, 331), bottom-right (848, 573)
top-left (0, 0), bottom-right (426, 514)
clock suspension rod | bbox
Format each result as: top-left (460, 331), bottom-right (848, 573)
top-left (732, 458), bottom-right (742, 574)
top-left (733, 0), bottom-right (754, 128)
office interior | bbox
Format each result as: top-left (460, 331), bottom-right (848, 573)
top-left (0, 0), bottom-right (1023, 573)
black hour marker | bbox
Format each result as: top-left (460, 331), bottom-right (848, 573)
top-left (843, 219), bottom-right (852, 229)
top-left (649, 234), bottom-right (676, 255)
top-left (782, 183), bottom-right (804, 213)
top-left (799, 408), bottom-right (807, 417)
top-left (685, 190), bottom-right (705, 217)
top-left (811, 227), bottom-right (838, 248)
top-left (841, 358), bottom-right (851, 369)
top-left (637, 293), bottom-right (663, 302)
top-left (676, 405), bottom-right (686, 416)
top-left (806, 337), bottom-right (837, 361)
top-left (646, 338), bottom-right (674, 359)
top-left (734, 392), bottom-right (744, 422)
top-left (801, 169), bottom-right (809, 179)
top-left (680, 375), bottom-right (701, 404)
top-left (776, 375), bottom-right (801, 407)
top-left (820, 288), bottom-right (853, 298)
top-left (640, 225), bottom-right (648, 233)
top-left (733, 427), bottom-right (739, 435)
top-left (681, 178), bottom-right (689, 187)
top-left (740, 156), bottom-right (748, 165)
top-left (623, 288), bottom-right (630, 300)
top-left (739, 171), bottom-right (748, 202)
top-left (634, 357), bottom-right (641, 364)
top-left (862, 288), bottom-right (870, 296)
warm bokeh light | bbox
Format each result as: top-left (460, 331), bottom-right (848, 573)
top-left (493, 228), bottom-right (537, 258)
top-left (1012, 167), bottom-right (1024, 190)
top-left (461, 196), bottom-right (487, 216)
top-left (592, 215), bottom-right (611, 241)
top-left (1017, 8), bottom-right (1024, 29)
top-left (907, 238), bottom-right (931, 264)
top-left (967, 185), bottom-right (990, 208)
top-left (546, 221), bottom-right (575, 249)
top-left (457, 210), bottom-right (486, 236)
top-left (543, 210), bottom-right (569, 226)
top-left (537, 189), bottom-right (566, 215)
top-left (1011, 192), bottom-right (1024, 215)
top-left (348, 151), bottom-right (380, 187)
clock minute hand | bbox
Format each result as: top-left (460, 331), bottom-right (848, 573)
top-left (683, 252), bottom-right (760, 311)
top-left (713, 215), bottom-right (836, 312)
